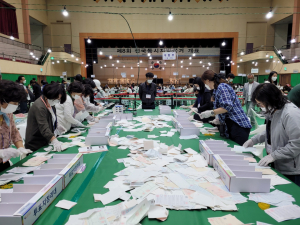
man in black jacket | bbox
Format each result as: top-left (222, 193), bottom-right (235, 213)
top-left (139, 73), bottom-right (157, 109)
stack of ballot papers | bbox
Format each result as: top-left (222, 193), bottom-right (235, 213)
top-left (7, 166), bottom-right (40, 174)
top-left (22, 156), bottom-right (49, 166)
top-left (248, 190), bottom-right (295, 206)
top-left (264, 205), bottom-right (300, 222)
top-left (78, 145), bottom-right (108, 154)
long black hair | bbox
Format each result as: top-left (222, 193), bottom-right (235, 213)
top-left (251, 83), bottom-right (288, 114)
top-left (268, 71), bottom-right (278, 85)
top-left (193, 77), bottom-right (205, 94)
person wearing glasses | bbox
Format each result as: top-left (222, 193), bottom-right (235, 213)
top-left (0, 80), bottom-right (32, 172)
top-left (25, 83), bottom-right (66, 152)
top-left (243, 83), bottom-right (300, 187)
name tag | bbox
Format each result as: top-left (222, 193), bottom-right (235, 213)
top-left (146, 94), bottom-right (151, 99)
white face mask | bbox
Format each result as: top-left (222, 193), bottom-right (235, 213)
top-left (260, 107), bottom-right (266, 112)
top-left (48, 99), bottom-right (60, 106)
top-left (272, 76), bottom-right (277, 81)
top-left (24, 80), bottom-right (26, 84)
top-left (229, 79), bottom-right (233, 82)
top-left (147, 79), bottom-right (153, 84)
top-left (1, 104), bottom-right (18, 114)
top-left (72, 95), bottom-right (81, 100)
top-left (205, 84), bottom-right (211, 90)
top-left (196, 86), bottom-right (200, 90)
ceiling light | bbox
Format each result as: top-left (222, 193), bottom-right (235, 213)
top-left (104, 65), bottom-right (106, 67)
top-left (232, 63), bottom-right (235, 65)
top-left (117, 60), bottom-right (119, 63)
top-left (71, 54), bottom-right (74, 57)
top-left (145, 68), bottom-right (147, 70)
top-left (278, 50), bottom-right (282, 54)
top-left (62, 6), bottom-right (68, 17)
top-left (192, 53), bottom-right (196, 57)
top-left (266, 54), bottom-right (269, 57)
top-left (266, 9), bottom-right (273, 19)
top-left (76, 58), bottom-right (78, 61)
top-left (159, 40), bottom-right (163, 45)
top-left (93, 61), bottom-right (96, 64)
top-left (87, 38), bottom-right (91, 43)
top-left (32, 55), bottom-right (35, 58)
top-left (10, 36), bottom-right (14, 40)
top-left (64, 60), bottom-right (67, 62)
top-left (81, 62), bottom-right (84, 64)
top-left (207, 67), bottom-right (209, 69)
top-left (273, 60), bottom-right (276, 63)
top-left (140, 60), bottom-right (142, 63)
top-left (202, 65), bottom-right (204, 67)
top-left (186, 68), bottom-right (188, 70)
top-left (109, 55), bottom-right (112, 59)
top-left (52, 62), bottom-right (54, 64)
top-left (147, 53), bottom-right (151, 56)
top-left (199, 61), bottom-right (202, 64)
top-left (221, 41), bottom-right (226, 46)
top-left (277, 60), bottom-right (280, 63)
top-left (112, 64), bottom-right (114, 66)
top-left (116, 67), bottom-right (118, 69)
top-left (181, 65), bottom-right (183, 68)
top-left (237, 65), bottom-right (240, 68)
top-left (252, 61), bottom-right (254, 64)
top-left (172, 64), bottom-right (174, 66)
top-left (162, 67), bottom-right (165, 70)
top-left (57, 60), bottom-right (59, 63)
top-left (189, 57), bottom-right (192, 60)
top-left (168, 10), bottom-right (173, 21)
top-left (131, 67), bottom-right (133, 69)
top-left (100, 66), bottom-right (103, 69)
top-left (30, 52), bottom-right (33, 55)
top-left (181, 61), bottom-right (183, 63)
top-left (282, 56), bottom-right (285, 59)
top-left (149, 56), bottom-right (152, 59)
top-left (189, 62), bottom-right (192, 65)
top-left (99, 51), bottom-right (103, 55)
top-left (291, 38), bottom-right (296, 43)
top-left (226, 56), bottom-right (230, 60)
top-left (266, 60), bottom-right (269, 62)
top-left (164, 62), bottom-right (166, 65)
top-left (47, 49), bottom-right (52, 53)
top-left (240, 59), bottom-right (243, 61)
top-left (241, 51), bottom-right (244, 55)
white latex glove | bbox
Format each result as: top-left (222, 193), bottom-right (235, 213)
top-left (243, 139), bottom-right (254, 148)
top-left (209, 119), bottom-right (220, 125)
top-left (18, 147), bottom-right (33, 160)
top-left (86, 115), bottom-right (95, 122)
top-left (76, 122), bottom-right (88, 128)
top-left (0, 148), bottom-right (20, 162)
top-left (51, 138), bottom-right (63, 152)
top-left (188, 115), bottom-right (194, 121)
top-left (258, 154), bottom-right (275, 167)
top-left (95, 117), bottom-right (100, 123)
top-left (200, 110), bottom-right (213, 119)
top-left (188, 108), bottom-right (197, 115)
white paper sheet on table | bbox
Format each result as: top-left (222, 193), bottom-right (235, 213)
top-left (262, 175), bottom-right (291, 186)
top-left (179, 135), bottom-right (199, 140)
top-left (148, 205), bottom-right (168, 219)
top-left (256, 222), bottom-right (273, 225)
top-left (55, 200), bottom-right (77, 210)
top-left (264, 205), bottom-right (300, 222)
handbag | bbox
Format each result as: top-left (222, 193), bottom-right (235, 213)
top-left (218, 90), bottom-right (237, 138)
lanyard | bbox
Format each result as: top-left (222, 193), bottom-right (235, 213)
top-left (40, 96), bottom-right (57, 130)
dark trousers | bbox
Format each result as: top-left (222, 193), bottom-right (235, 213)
top-left (19, 101), bottom-right (28, 113)
top-left (284, 174), bottom-right (300, 187)
top-left (226, 118), bottom-right (251, 146)
top-left (0, 161), bottom-right (10, 173)
top-left (142, 102), bottom-right (155, 109)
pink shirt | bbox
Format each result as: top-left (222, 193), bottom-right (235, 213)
top-left (0, 113), bottom-right (22, 149)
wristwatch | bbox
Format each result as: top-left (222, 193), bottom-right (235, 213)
top-left (211, 110), bottom-right (215, 116)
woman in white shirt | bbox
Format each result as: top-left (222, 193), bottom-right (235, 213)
top-left (56, 82), bottom-right (86, 134)
top-left (82, 84), bottom-right (103, 113)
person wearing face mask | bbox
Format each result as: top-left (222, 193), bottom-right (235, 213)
top-left (226, 73), bottom-right (235, 87)
top-left (0, 81), bottom-right (32, 172)
top-left (242, 73), bottom-right (259, 125)
top-left (139, 73), bottom-right (157, 109)
top-left (243, 83), bottom-right (300, 187)
top-left (17, 76), bottom-right (29, 113)
top-left (82, 84), bottom-right (102, 113)
top-left (25, 83), bottom-right (67, 152)
top-left (56, 82), bottom-right (86, 134)
top-left (189, 77), bottom-right (213, 122)
top-left (268, 71), bottom-right (278, 85)
top-left (184, 84), bottom-right (194, 93)
top-left (83, 78), bottom-right (98, 106)
top-left (200, 70), bottom-right (252, 145)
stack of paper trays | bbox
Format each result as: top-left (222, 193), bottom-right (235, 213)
top-left (0, 153), bottom-right (83, 225)
top-left (159, 105), bottom-right (172, 114)
top-left (173, 110), bottom-right (190, 119)
top-left (85, 120), bottom-right (112, 145)
top-left (114, 113), bottom-right (133, 121)
top-left (173, 117), bottom-right (199, 136)
top-left (199, 140), bottom-right (270, 193)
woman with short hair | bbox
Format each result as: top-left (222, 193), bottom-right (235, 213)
top-left (25, 83), bottom-right (66, 152)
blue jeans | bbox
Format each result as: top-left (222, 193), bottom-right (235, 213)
top-left (19, 101), bottom-right (28, 113)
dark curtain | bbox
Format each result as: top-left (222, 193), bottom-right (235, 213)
top-left (0, 0), bottom-right (19, 39)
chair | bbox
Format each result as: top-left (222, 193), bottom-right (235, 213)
top-left (250, 108), bottom-right (266, 135)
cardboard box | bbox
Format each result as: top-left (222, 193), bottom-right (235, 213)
top-left (212, 155), bottom-right (270, 193)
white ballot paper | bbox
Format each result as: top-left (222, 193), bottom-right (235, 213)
top-left (265, 205), bottom-right (300, 222)
top-left (148, 205), bottom-right (169, 219)
top-left (55, 200), bottom-right (77, 210)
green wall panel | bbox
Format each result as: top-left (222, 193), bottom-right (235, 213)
top-left (291, 73), bottom-right (300, 87)
top-left (257, 75), bottom-right (269, 83)
top-left (46, 76), bottom-right (63, 83)
top-left (2, 74), bottom-right (37, 84)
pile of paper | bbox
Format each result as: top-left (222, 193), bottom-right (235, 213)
top-left (208, 214), bottom-right (245, 225)
top-left (7, 166), bottom-right (40, 174)
top-left (249, 190), bottom-right (295, 206)
top-left (23, 156), bottom-right (49, 166)
top-left (265, 205), bottom-right (300, 222)
top-left (262, 174), bottom-right (291, 187)
top-left (78, 145), bottom-right (108, 154)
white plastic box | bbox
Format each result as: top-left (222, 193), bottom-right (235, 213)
top-left (212, 154), bottom-right (271, 193)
